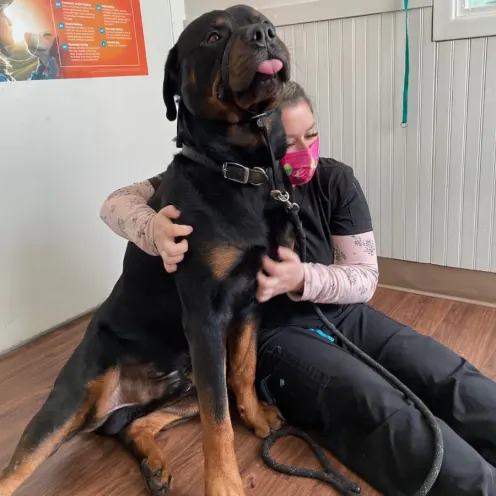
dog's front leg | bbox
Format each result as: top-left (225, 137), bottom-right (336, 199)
top-left (228, 318), bottom-right (283, 438)
top-left (184, 312), bottom-right (245, 496)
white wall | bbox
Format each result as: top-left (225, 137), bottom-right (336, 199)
top-left (0, 0), bottom-right (185, 354)
top-left (186, 0), bottom-right (496, 274)
top-left (184, 0), bottom-right (433, 24)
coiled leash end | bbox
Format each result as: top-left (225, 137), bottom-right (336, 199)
top-left (262, 427), bottom-right (361, 496)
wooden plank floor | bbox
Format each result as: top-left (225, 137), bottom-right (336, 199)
top-left (1, 288), bottom-right (495, 496)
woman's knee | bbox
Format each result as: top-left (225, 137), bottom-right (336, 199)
top-left (256, 339), bottom-right (331, 429)
top-left (323, 405), bottom-right (495, 496)
top-left (432, 418), bottom-right (496, 495)
top-left (256, 332), bottom-right (412, 431)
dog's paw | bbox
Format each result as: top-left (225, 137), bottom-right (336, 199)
top-left (254, 403), bottom-right (283, 438)
top-left (240, 402), bottom-right (283, 439)
top-left (141, 459), bottom-right (173, 496)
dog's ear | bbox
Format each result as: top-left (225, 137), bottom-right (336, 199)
top-left (163, 45), bottom-right (180, 122)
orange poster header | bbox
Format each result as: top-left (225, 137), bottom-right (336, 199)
top-left (0, 0), bottom-right (148, 82)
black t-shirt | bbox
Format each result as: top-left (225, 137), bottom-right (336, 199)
top-left (291, 157), bottom-right (373, 264)
top-left (148, 158), bottom-right (373, 327)
top-left (262, 157), bottom-right (373, 327)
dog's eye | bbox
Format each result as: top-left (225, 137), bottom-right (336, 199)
top-left (206, 32), bottom-right (221, 44)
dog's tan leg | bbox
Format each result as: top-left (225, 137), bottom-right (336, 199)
top-left (228, 319), bottom-right (282, 439)
top-left (199, 371), bottom-right (245, 496)
top-left (0, 366), bottom-right (129, 496)
top-left (119, 393), bottom-right (200, 496)
top-left (0, 400), bottom-right (92, 496)
top-left (177, 244), bottom-right (250, 495)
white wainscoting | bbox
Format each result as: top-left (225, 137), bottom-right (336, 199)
top-left (277, 7), bottom-right (496, 272)
top-left (184, 0), bottom-right (433, 25)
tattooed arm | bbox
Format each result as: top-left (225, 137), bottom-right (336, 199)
top-left (100, 174), bottom-right (193, 272)
top-left (288, 231), bottom-right (378, 305)
top-left (99, 178), bottom-right (161, 256)
top-left (286, 161), bottom-right (379, 304)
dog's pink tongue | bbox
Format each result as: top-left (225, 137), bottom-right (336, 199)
top-left (257, 59), bottom-right (283, 75)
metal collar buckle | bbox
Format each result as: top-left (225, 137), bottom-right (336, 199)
top-left (222, 162), bottom-right (268, 186)
top-left (222, 162), bottom-right (249, 184)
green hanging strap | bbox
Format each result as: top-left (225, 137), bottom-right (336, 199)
top-left (402, 0), bottom-right (410, 127)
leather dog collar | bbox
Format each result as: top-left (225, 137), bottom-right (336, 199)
top-left (181, 145), bottom-right (269, 186)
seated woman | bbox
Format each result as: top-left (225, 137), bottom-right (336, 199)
top-left (100, 81), bottom-right (496, 495)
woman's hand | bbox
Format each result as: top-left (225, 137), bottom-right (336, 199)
top-left (256, 247), bottom-right (305, 303)
top-left (152, 205), bottom-right (193, 273)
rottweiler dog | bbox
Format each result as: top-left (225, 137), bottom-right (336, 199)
top-left (0, 5), bottom-right (293, 496)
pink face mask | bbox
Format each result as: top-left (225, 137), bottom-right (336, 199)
top-left (281, 138), bottom-right (320, 186)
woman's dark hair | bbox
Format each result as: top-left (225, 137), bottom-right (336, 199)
top-left (281, 81), bottom-right (314, 113)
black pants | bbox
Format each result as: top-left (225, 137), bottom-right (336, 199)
top-left (256, 303), bottom-right (496, 496)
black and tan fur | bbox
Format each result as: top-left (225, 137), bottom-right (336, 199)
top-left (0, 5), bottom-right (294, 496)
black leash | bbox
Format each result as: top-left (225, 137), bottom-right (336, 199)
top-left (179, 115), bottom-right (444, 493)
top-left (309, 309), bottom-right (444, 496)
top-left (255, 117), bottom-right (444, 496)
top-left (182, 133), bottom-right (360, 493)
top-left (178, 54), bottom-right (443, 490)
top-left (262, 427), bottom-right (361, 495)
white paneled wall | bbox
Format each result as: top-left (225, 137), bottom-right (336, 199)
top-left (278, 7), bottom-right (496, 273)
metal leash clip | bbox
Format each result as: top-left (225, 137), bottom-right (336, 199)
top-left (270, 190), bottom-right (300, 212)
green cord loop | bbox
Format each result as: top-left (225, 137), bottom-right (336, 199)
top-left (402, 0), bottom-right (410, 127)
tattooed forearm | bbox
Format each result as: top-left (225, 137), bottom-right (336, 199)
top-left (99, 180), bottom-right (159, 256)
top-left (334, 245), bottom-right (347, 262)
top-left (288, 231), bottom-right (379, 305)
top-left (351, 234), bottom-right (376, 257)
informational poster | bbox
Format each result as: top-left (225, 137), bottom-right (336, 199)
top-left (0, 0), bottom-right (148, 82)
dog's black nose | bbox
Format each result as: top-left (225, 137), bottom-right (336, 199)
top-left (247, 23), bottom-right (277, 48)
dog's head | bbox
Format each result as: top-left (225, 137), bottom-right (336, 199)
top-left (163, 5), bottom-right (290, 124)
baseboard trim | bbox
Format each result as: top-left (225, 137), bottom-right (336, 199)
top-left (378, 257), bottom-right (496, 307)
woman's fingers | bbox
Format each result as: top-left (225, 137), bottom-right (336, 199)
top-left (278, 246), bottom-right (299, 261)
top-left (157, 206), bottom-right (193, 237)
top-left (257, 292), bottom-right (270, 303)
top-left (257, 288), bottom-right (274, 303)
top-left (257, 270), bottom-right (279, 303)
top-left (164, 263), bottom-right (178, 273)
top-left (175, 238), bottom-right (189, 253)
top-left (164, 254), bottom-right (184, 265)
top-left (261, 255), bottom-right (281, 276)
top-left (161, 205), bottom-right (181, 219)
top-left (162, 239), bottom-right (188, 258)
top-left (257, 270), bottom-right (270, 287)
top-left (168, 223), bottom-right (193, 238)
top-left (153, 206), bottom-right (192, 271)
